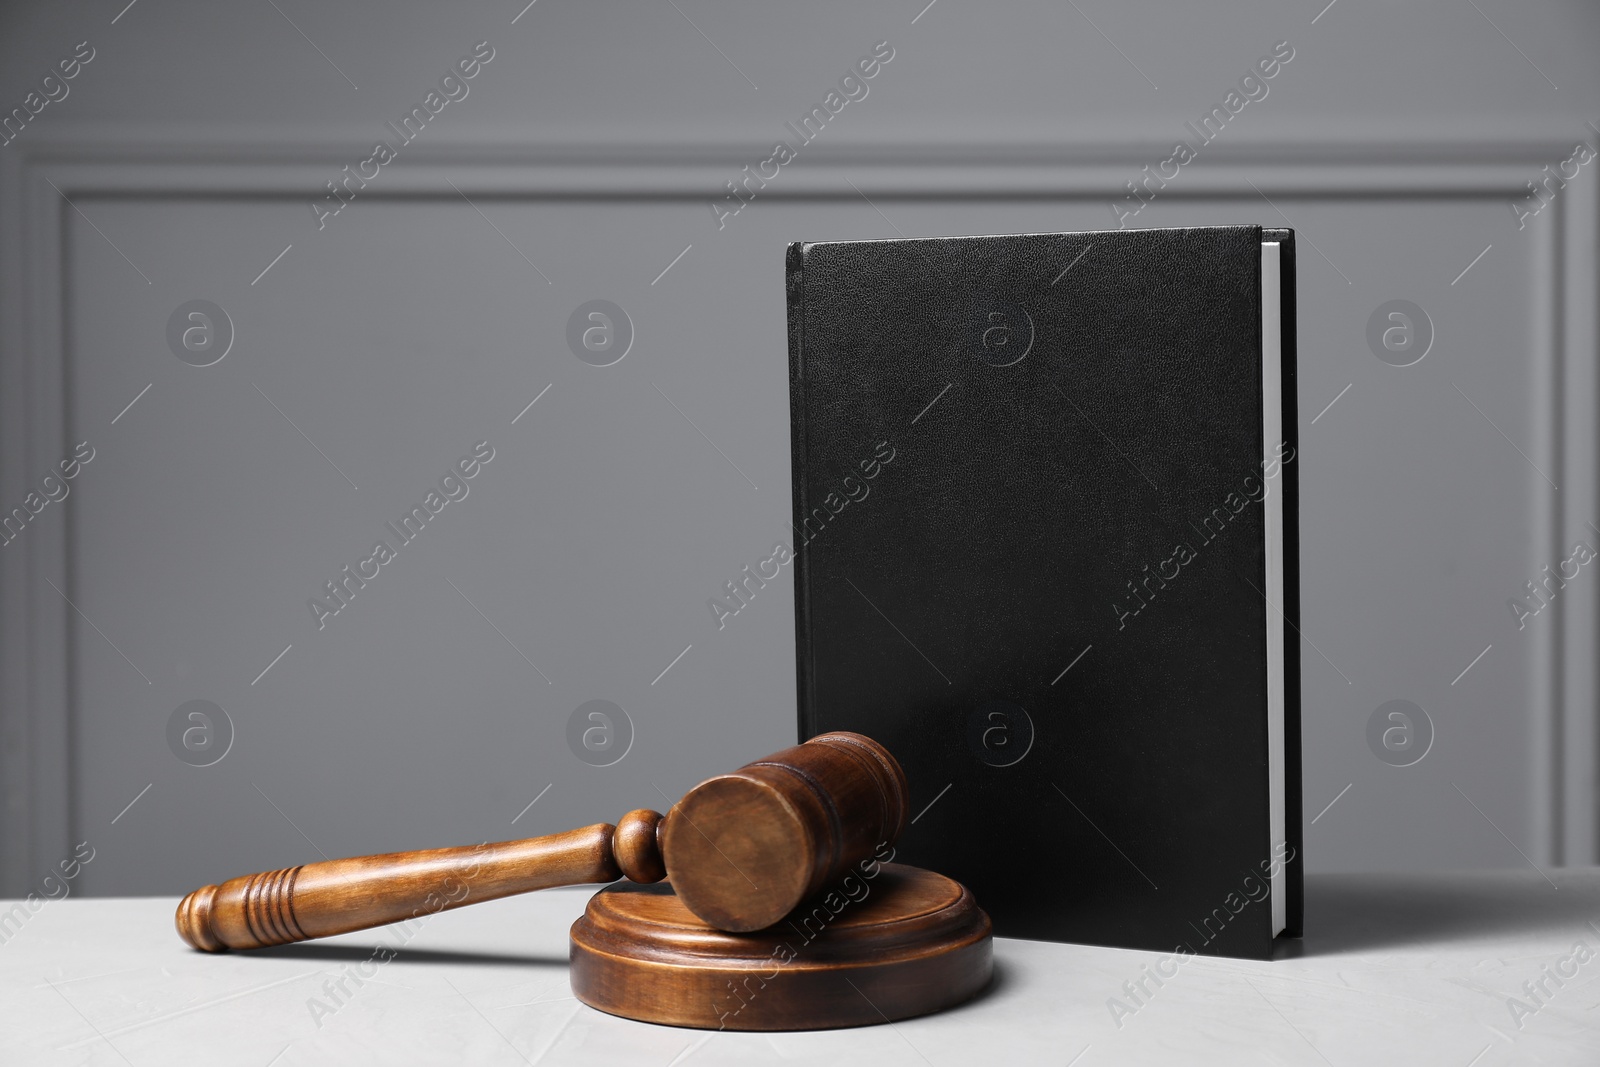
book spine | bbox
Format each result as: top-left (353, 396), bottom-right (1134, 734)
top-left (784, 242), bottom-right (815, 743)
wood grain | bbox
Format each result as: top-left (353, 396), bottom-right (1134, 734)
top-left (176, 819), bottom-right (650, 951)
top-left (570, 863), bottom-right (993, 1030)
top-left (662, 731), bottom-right (909, 932)
top-left (176, 731), bottom-right (910, 949)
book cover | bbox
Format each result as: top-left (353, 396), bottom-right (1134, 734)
top-left (786, 225), bottom-right (1301, 959)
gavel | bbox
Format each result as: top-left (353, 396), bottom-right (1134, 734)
top-left (176, 732), bottom-right (907, 951)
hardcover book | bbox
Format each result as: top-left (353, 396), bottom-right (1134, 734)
top-left (785, 225), bottom-right (1301, 959)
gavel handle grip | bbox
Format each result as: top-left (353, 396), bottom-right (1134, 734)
top-left (176, 812), bottom-right (665, 952)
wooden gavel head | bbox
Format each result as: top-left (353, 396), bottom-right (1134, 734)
top-left (175, 731), bottom-right (907, 950)
top-left (662, 730), bottom-right (908, 931)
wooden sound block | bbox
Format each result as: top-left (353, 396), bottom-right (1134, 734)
top-left (570, 864), bottom-right (992, 1031)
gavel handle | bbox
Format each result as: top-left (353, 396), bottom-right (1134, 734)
top-left (175, 810), bottom-right (665, 952)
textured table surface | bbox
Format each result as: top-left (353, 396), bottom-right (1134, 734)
top-left (4, 871), bottom-right (1600, 1065)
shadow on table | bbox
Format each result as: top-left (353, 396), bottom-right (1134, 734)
top-left (247, 942), bottom-right (568, 968)
top-left (243, 944), bottom-right (1012, 1016)
top-left (1281, 871), bottom-right (1597, 959)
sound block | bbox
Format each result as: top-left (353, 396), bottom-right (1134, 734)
top-left (570, 863), bottom-right (992, 1031)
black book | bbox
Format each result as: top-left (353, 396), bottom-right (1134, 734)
top-left (785, 225), bottom-right (1301, 960)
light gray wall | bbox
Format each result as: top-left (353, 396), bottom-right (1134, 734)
top-left (1, 0), bottom-right (1597, 897)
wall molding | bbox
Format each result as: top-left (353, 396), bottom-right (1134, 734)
top-left (2, 133), bottom-right (1593, 891)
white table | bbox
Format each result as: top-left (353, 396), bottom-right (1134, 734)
top-left (5, 871), bottom-right (1599, 1065)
